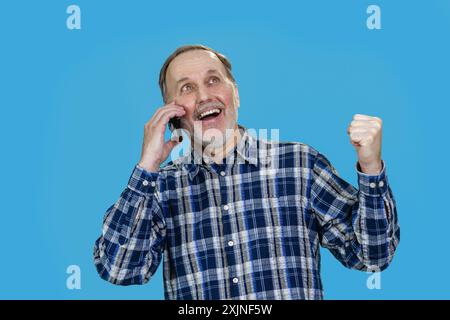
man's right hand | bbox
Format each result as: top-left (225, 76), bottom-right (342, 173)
top-left (138, 102), bottom-right (186, 172)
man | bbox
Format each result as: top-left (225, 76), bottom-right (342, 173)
top-left (93, 44), bottom-right (400, 299)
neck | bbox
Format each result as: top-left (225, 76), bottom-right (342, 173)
top-left (201, 125), bottom-right (242, 164)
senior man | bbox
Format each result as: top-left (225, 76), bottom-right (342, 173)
top-left (94, 44), bottom-right (400, 299)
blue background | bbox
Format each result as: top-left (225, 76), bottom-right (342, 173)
top-left (1, 0), bottom-right (449, 299)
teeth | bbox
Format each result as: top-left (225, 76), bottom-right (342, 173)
top-left (199, 108), bottom-right (221, 120)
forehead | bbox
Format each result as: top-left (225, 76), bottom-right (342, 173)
top-left (166, 50), bottom-right (227, 81)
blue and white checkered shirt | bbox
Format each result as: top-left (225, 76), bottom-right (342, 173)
top-left (94, 125), bottom-right (400, 299)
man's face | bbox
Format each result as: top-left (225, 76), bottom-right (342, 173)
top-left (165, 50), bottom-right (240, 147)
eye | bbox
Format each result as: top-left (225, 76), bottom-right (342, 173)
top-left (207, 76), bottom-right (220, 85)
top-left (180, 83), bottom-right (193, 94)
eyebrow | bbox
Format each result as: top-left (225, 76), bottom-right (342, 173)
top-left (206, 69), bottom-right (220, 75)
top-left (176, 69), bottom-right (221, 86)
top-left (176, 77), bottom-right (189, 86)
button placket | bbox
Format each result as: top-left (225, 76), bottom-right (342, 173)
top-left (217, 164), bottom-right (239, 296)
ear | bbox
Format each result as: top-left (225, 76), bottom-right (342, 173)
top-left (234, 84), bottom-right (240, 108)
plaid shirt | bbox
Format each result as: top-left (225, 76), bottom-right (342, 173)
top-left (94, 125), bottom-right (400, 299)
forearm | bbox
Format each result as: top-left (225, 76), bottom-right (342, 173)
top-left (352, 161), bottom-right (400, 270)
top-left (93, 165), bottom-right (166, 285)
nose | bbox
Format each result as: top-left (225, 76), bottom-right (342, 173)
top-left (196, 84), bottom-right (212, 106)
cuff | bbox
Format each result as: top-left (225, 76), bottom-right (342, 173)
top-left (356, 160), bottom-right (389, 196)
top-left (127, 165), bottom-right (159, 195)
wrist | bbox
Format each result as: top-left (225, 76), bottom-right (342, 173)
top-left (358, 160), bottom-right (382, 175)
top-left (138, 159), bottom-right (160, 173)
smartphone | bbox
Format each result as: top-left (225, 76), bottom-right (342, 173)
top-left (168, 116), bottom-right (181, 131)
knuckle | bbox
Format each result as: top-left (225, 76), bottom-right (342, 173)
top-left (372, 121), bottom-right (382, 129)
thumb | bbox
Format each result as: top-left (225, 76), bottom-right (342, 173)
top-left (163, 135), bottom-right (183, 154)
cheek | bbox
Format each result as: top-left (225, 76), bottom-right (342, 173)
top-left (223, 92), bottom-right (234, 108)
top-left (176, 94), bottom-right (195, 107)
top-left (213, 86), bottom-right (236, 108)
top-left (175, 97), bottom-right (196, 120)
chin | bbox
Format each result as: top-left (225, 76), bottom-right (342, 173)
top-left (192, 119), bottom-right (236, 147)
top-left (201, 131), bottom-right (224, 148)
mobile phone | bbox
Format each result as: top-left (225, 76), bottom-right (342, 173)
top-left (168, 116), bottom-right (181, 131)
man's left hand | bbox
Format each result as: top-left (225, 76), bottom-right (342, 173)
top-left (347, 114), bottom-right (383, 175)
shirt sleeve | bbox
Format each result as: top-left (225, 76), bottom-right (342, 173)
top-left (309, 152), bottom-right (400, 271)
top-left (93, 165), bottom-right (166, 285)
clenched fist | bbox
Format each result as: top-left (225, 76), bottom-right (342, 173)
top-left (347, 114), bottom-right (383, 175)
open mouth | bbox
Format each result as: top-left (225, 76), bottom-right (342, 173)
top-left (197, 108), bottom-right (222, 121)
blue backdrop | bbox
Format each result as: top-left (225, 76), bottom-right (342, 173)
top-left (1, 0), bottom-right (449, 299)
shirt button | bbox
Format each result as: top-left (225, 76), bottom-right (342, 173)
top-left (223, 205), bottom-right (229, 211)
top-left (142, 180), bottom-right (149, 186)
top-left (150, 181), bottom-right (156, 187)
top-left (378, 181), bottom-right (385, 188)
top-left (228, 240), bottom-right (234, 247)
top-left (220, 171), bottom-right (226, 176)
top-left (232, 277), bottom-right (239, 284)
top-left (369, 182), bottom-right (376, 188)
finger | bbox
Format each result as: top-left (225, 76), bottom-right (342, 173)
top-left (350, 132), bottom-right (374, 146)
top-left (350, 133), bottom-right (363, 143)
top-left (147, 109), bottom-right (185, 135)
top-left (348, 125), bottom-right (364, 134)
top-left (349, 130), bottom-right (368, 142)
top-left (353, 114), bottom-right (382, 124)
top-left (350, 119), bottom-right (381, 127)
top-left (162, 138), bottom-right (183, 157)
top-left (350, 140), bottom-right (362, 148)
top-left (155, 108), bottom-right (186, 128)
top-left (148, 100), bottom-right (184, 120)
top-left (348, 128), bottom-right (373, 136)
top-left (359, 136), bottom-right (374, 146)
top-left (152, 105), bottom-right (186, 125)
top-left (153, 103), bottom-right (184, 118)
top-left (353, 114), bottom-right (374, 120)
top-left (158, 107), bottom-right (186, 124)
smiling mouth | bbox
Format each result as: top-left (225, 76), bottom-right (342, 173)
top-left (197, 108), bottom-right (222, 121)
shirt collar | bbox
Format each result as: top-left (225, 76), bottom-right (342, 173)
top-left (175, 124), bottom-right (260, 180)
